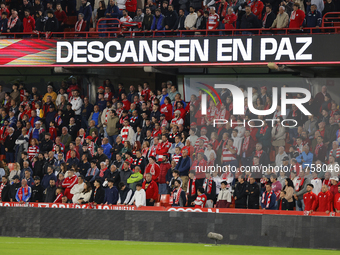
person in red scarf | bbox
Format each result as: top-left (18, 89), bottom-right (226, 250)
top-left (277, 190), bottom-right (289, 210)
top-left (144, 156), bottom-right (160, 182)
top-left (187, 170), bottom-right (197, 207)
top-left (7, 11), bottom-right (21, 33)
top-left (261, 183), bottom-right (277, 210)
top-left (62, 169), bottom-right (78, 200)
top-left (0, 3), bottom-right (10, 17)
top-left (255, 120), bottom-right (271, 153)
top-left (191, 152), bottom-right (207, 181)
top-left (314, 185), bottom-right (333, 213)
top-left (156, 134), bottom-right (172, 162)
top-left (15, 179), bottom-right (32, 204)
top-left (170, 180), bottom-right (186, 207)
top-left (314, 136), bottom-right (327, 162)
top-left (75, 13), bottom-right (86, 34)
top-left (202, 172), bottom-right (216, 208)
top-left (142, 173), bottom-right (159, 206)
top-left (142, 82), bottom-right (151, 101)
top-left (240, 129), bottom-right (256, 167)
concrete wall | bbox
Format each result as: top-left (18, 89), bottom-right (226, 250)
top-left (0, 207), bottom-right (339, 249)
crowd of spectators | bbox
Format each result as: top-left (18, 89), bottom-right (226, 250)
top-left (0, 0), bottom-right (339, 36)
top-left (0, 77), bottom-right (339, 214)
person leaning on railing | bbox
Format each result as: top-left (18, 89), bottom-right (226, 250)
top-left (270, 6), bottom-right (288, 30)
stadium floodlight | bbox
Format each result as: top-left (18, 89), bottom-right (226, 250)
top-left (207, 232), bottom-right (223, 245)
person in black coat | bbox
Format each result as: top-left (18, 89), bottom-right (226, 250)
top-left (89, 179), bottom-right (105, 205)
top-left (110, 137), bottom-right (124, 161)
top-left (44, 10), bottom-right (59, 33)
top-left (277, 190), bottom-right (289, 210)
top-left (4, 128), bottom-right (16, 163)
top-left (44, 179), bottom-right (56, 202)
top-left (174, 8), bottom-right (186, 31)
top-left (6, 11), bottom-right (22, 33)
top-left (164, 4), bottom-right (178, 31)
top-left (234, 176), bottom-right (247, 208)
top-left (106, 164), bottom-right (120, 187)
top-left (34, 10), bottom-right (46, 32)
top-left (10, 176), bottom-right (21, 202)
top-left (203, 172), bottom-right (216, 206)
top-left (0, 176), bottom-right (11, 202)
top-left (246, 177), bottom-right (260, 209)
top-left (33, 153), bottom-right (46, 180)
top-left (31, 176), bottom-right (44, 202)
top-left (262, 5), bottom-right (276, 29)
top-left (240, 5), bottom-right (261, 33)
top-left (40, 133), bottom-right (54, 153)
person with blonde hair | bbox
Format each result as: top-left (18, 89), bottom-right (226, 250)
top-left (9, 163), bottom-right (21, 183)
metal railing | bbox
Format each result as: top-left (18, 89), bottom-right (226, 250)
top-left (2, 13), bottom-right (340, 40)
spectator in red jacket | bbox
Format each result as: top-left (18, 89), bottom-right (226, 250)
top-left (207, 7), bottom-right (219, 34)
top-left (62, 169), bottom-right (78, 200)
top-left (125, 0), bottom-right (137, 16)
top-left (329, 177), bottom-right (339, 197)
top-left (334, 185), bottom-right (340, 212)
top-left (314, 185), bottom-right (333, 213)
top-left (142, 173), bottom-right (159, 206)
top-left (304, 184), bottom-right (317, 213)
top-left (144, 156), bottom-right (160, 181)
top-left (289, 2), bottom-right (305, 29)
top-left (23, 10), bottom-right (35, 34)
top-left (222, 7), bottom-right (237, 30)
top-left (54, 3), bottom-right (67, 32)
top-left (250, 0), bottom-right (264, 20)
top-left (158, 155), bottom-right (171, 194)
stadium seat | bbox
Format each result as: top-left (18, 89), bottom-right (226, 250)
top-left (160, 194), bottom-right (170, 207)
top-left (8, 163), bottom-right (15, 171)
top-left (89, 28), bottom-right (99, 38)
top-left (154, 202), bottom-right (161, 207)
top-left (66, 16), bottom-right (77, 27)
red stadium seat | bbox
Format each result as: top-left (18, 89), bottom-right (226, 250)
top-left (160, 194), bottom-right (170, 207)
top-left (154, 202), bottom-right (161, 207)
top-left (66, 16), bottom-right (77, 27)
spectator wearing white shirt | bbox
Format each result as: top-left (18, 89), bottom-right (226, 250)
top-left (70, 89), bottom-right (83, 118)
top-left (310, 171), bottom-right (322, 195)
top-left (128, 183), bottom-right (146, 207)
top-left (71, 175), bottom-right (86, 203)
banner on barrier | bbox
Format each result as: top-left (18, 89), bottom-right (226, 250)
top-left (0, 202), bottom-right (338, 217)
top-left (2, 35), bottom-right (340, 66)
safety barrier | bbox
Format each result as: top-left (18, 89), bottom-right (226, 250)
top-left (0, 205), bottom-right (339, 249)
top-left (2, 24), bottom-right (340, 39)
top-left (0, 202), bottom-right (338, 217)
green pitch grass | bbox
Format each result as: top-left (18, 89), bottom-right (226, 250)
top-left (0, 237), bottom-right (338, 255)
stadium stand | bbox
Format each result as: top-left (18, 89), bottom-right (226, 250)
top-left (0, 77), bottom-right (339, 215)
top-left (1, 0), bottom-right (340, 38)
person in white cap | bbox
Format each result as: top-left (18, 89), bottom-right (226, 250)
top-left (31, 121), bottom-right (45, 141)
top-left (170, 110), bottom-right (184, 128)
